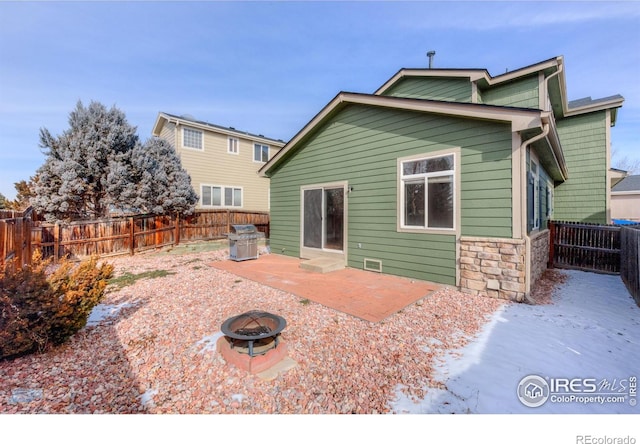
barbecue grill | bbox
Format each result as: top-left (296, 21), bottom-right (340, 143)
top-left (227, 224), bottom-right (264, 261)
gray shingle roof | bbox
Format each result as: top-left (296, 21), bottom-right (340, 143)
top-left (568, 95), bottom-right (624, 109)
top-left (613, 175), bottom-right (640, 192)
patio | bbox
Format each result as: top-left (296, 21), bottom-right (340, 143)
top-left (209, 254), bottom-right (441, 323)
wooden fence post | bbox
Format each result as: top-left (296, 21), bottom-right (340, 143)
top-left (53, 223), bottom-right (60, 262)
top-left (1, 221), bottom-right (7, 267)
top-left (174, 213), bottom-right (180, 246)
top-left (129, 216), bottom-right (135, 255)
top-left (548, 220), bottom-right (555, 268)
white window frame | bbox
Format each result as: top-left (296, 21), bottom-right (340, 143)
top-left (200, 184), bottom-right (243, 208)
top-left (228, 137), bottom-right (239, 155)
top-left (546, 185), bottom-right (554, 218)
top-left (398, 151), bottom-right (457, 233)
top-left (254, 143), bottom-right (269, 163)
top-left (530, 156), bottom-right (540, 231)
top-left (182, 127), bottom-right (203, 150)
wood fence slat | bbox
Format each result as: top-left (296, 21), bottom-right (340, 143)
top-left (621, 226), bottom-right (640, 307)
top-left (549, 220), bottom-right (622, 274)
top-left (1, 209), bottom-right (270, 265)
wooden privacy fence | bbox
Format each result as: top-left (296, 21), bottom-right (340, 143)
top-left (0, 207), bottom-right (34, 270)
top-left (620, 226), bottom-right (640, 306)
top-left (1, 209), bottom-right (269, 266)
top-left (548, 220), bottom-right (621, 274)
top-left (1, 216), bottom-right (33, 270)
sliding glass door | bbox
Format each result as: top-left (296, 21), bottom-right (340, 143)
top-left (303, 186), bottom-right (344, 251)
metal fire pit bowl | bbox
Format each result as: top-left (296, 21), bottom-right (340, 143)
top-left (220, 310), bottom-right (286, 357)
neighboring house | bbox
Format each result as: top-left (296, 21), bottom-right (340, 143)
top-left (152, 112), bottom-right (285, 212)
top-left (612, 175), bottom-right (640, 222)
top-left (610, 167), bottom-right (628, 189)
top-left (259, 56), bottom-right (623, 301)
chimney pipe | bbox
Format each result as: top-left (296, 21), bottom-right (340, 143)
top-left (427, 50), bottom-right (436, 69)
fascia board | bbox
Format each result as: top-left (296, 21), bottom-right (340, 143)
top-left (611, 190), bottom-right (640, 196)
top-left (563, 97), bottom-right (625, 118)
top-left (540, 112), bottom-right (568, 181)
top-left (260, 92), bottom-right (544, 177)
top-left (161, 114), bottom-right (285, 146)
top-left (347, 93), bottom-right (542, 130)
top-left (374, 69), bottom-right (488, 95)
top-left (376, 58), bottom-right (562, 94)
top-left (485, 58), bottom-right (561, 86)
top-left (151, 113), bottom-right (169, 136)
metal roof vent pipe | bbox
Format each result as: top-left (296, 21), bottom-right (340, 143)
top-left (427, 50), bottom-right (436, 69)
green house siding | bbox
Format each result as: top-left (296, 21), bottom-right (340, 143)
top-left (269, 105), bottom-right (513, 285)
top-left (554, 112), bottom-right (608, 223)
top-left (481, 75), bottom-right (540, 109)
top-left (383, 78), bottom-right (473, 102)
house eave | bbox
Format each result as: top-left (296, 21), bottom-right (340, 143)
top-left (260, 92), bottom-right (545, 177)
top-left (156, 112), bottom-right (286, 147)
top-left (564, 97), bottom-right (625, 124)
top-left (375, 57), bottom-right (563, 95)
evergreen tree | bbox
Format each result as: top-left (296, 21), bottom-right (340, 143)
top-left (33, 101), bottom-right (198, 222)
top-left (127, 137), bottom-right (198, 215)
top-left (33, 101), bottom-right (138, 222)
top-left (13, 179), bottom-right (36, 211)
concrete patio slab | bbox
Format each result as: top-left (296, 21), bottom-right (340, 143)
top-left (209, 253), bottom-right (441, 322)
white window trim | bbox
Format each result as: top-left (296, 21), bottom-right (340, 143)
top-left (253, 143), bottom-right (270, 163)
top-left (397, 149), bottom-right (459, 234)
top-left (530, 154), bottom-right (540, 231)
top-left (200, 184), bottom-right (243, 209)
top-left (546, 185), bottom-right (554, 218)
top-left (228, 137), bottom-right (239, 155)
top-left (182, 127), bottom-right (203, 151)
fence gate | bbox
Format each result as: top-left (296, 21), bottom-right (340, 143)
top-left (548, 221), bottom-right (621, 274)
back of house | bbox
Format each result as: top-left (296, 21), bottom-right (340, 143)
top-left (260, 56), bottom-right (624, 301)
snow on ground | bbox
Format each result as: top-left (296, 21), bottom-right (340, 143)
top-left (85, 301), bottom-right (138, 327)
top-left (391, 269), bottom-right (640, 414)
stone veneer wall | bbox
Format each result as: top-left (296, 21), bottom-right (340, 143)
top-left (459, 237), bottom-right (526, 302)
top-left (529, 229), bottom-right (550, 289)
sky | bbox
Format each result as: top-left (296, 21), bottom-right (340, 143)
top-left (1, 0), bottom-right (639, 201)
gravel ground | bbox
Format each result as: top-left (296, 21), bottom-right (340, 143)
top-left (0, 247), bottom-right (504, 414)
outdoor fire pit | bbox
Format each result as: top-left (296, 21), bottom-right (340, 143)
top-left (220, 310), bottom-right (286, 357)
top-left (217, 310), bottom-right (289, 374)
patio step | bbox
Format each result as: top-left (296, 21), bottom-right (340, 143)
top-left (300, 257), bottom-right (345, 273)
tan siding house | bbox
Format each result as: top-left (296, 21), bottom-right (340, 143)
top-left (152, 113), bottom-right (285, 212)
top-left (611, 175), bottom-right (640, 222)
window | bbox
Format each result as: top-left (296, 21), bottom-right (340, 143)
top-left (228, 137), bottom-right (239, 154)
top-left (254, 143), bottom-right (269, 162)
top-left (183, 127), bottom-right (203, 150)
top-left (530, 160), bottom-right (540, 230)
top-left (400, 153), bottom-right (455, 230)
top-left (201, 185), bottom-right (242, 208)
top-left (527, 150), bottom-right (556, 232)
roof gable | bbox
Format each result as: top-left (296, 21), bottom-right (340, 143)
top-left (376, 56), bottom-right (624, 124)
top-left (260, 92), bottom-right (550, 178)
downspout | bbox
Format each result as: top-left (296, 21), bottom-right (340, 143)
top-left (518, 62), bottom-right (563, 304)
top-left (519, 123), bottom-right (549, 304)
